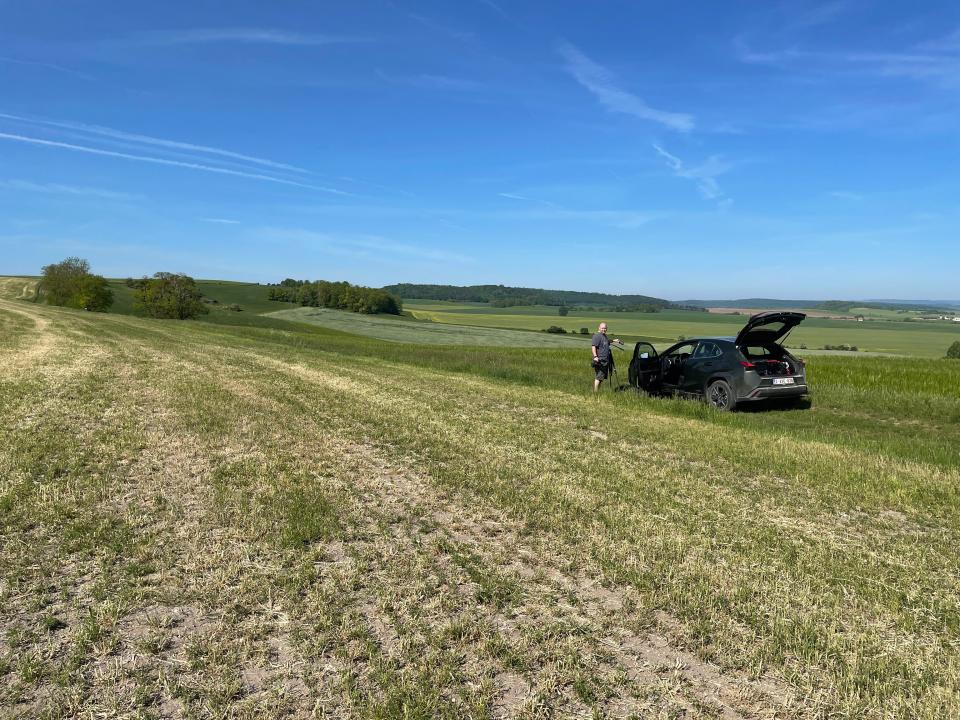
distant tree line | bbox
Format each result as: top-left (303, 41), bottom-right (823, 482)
top-left (818, 300), bottom-right (953, 313)
top-left (575, 303), bottom-right (666, 313)
top-left (383, 283), bottom-right (672, 309)
top-left (40, 257), bottom-right (113, 312)
top-left (39, 257), bottom-right (213, 320)
top-left (268, 279), bottom-right (402, 315)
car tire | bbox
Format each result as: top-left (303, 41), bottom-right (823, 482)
top-left (707, 379), bottom-right (736, 412)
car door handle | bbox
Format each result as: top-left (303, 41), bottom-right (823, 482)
top-left (704, 362), bottom-right (714, 367)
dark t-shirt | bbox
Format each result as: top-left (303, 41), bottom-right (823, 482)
top-left (592, 332), bottom-right (612, 362)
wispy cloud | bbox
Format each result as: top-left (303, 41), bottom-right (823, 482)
top-left (0, 56), bottom-right (97, 82)
top-left (259, 227), bottom-right (473, 263)
top-left (477, 0), bottom-right (510, 20)
top-left (201, 218), bottom-right (242, 225)
top-left (276, 200), bottom-right (656, 231)
top-left (736, 29), bottom-right (960, 83)
top-left (415, 74), bottom-right (483, 91)
top-left (918, 27), bottom-right (960, 53)
top-left (788, 1), bottom-right (853, 31)
top-left (407, 13), bottom-right (475, 41)
top-left (142, 28), bottom-right (368, 46)
top-left (498, 192), bottom-right (562, 209)
top-left (0, 178), bottom-right (139, 200)
top-left (558, 42), bottom-right (695, 132)
top-left (0, 132), bottom-right (349, 195)
top-left (653, 144), bottom-right (731, 205)
top-left (497, 193), bottom-right (654, 229)
top-left (376, 69), bottom-right (484, 93)
top-left (0, 112), bottom-right (309, 174)
top-left (519, 208), bottom-right (655, 229)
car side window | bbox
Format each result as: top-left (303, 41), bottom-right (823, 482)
top-left (694, 341), bottom-right (721, 358)
top-left (668, 342), bottom-right (697, 357)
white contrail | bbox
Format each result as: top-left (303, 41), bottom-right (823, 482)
top-left (0, 112), bottom-right (310, 174)
top-left (558, 42), bottom-right (694, 132)
top-left (0, 132), bottom-right (349, 195)
top-left (147, 28), bottom-right (367, 46)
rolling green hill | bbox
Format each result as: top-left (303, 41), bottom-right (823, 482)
top-left (683, 297), bottom-right (959, 313)
top-left (383, 283), bottom-right (671, 309)
top-left (681, 298), bottom-right (823, 309)
top-left (10, 275), bottom-right (960, 357)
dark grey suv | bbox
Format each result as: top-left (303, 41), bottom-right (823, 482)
top-left (627, 311), bottom-right (809, 411)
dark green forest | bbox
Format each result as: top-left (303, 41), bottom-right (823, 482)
top-left (383, 283), bottom-right (672, 310)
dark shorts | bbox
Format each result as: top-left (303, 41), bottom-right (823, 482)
top-left (594, 361), bottom-right (611, 381)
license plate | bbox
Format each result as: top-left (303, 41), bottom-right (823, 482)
top-left (773, 378), bottom-right (795, 385)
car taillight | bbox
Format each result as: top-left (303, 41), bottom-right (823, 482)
top-left (740, 361), bottom-right (755, 369)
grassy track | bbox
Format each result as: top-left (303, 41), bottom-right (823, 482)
top-left (2, 284), bottom-right (960, 719)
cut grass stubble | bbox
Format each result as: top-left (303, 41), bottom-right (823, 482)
top-left (1, 297), bottom-right (959, 719)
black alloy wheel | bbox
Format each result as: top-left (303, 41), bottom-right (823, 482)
top-left (707, 379), bottom-right (735, 412)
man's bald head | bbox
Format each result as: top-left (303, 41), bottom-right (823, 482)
top-left (598, 322), bottom-right (608, 333)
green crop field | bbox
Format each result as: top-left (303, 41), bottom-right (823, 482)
top-left (267, 306), bottom-right (593, 347)
top-left (3, 276), bottom-right (960, 719)
top-left (405, 301), bottom-right (960, 358)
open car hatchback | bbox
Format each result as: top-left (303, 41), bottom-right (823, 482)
top-left (627, 311), bottom-right (810, 411)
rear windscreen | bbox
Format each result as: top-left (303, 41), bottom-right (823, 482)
top-left (742, 345), bottom-right (782, 358)
top-left (755, 321), bottom-right (787, 335)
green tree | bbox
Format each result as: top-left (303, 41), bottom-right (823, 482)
top-left (134, 272), bottom-right (209, 319)
top-left (41, 257), bottom-right (89, 306)
top-left (946, 341), bottom-right (960, 359)
top-left (40, 257), bottom-right (113, 311)
top-left (74, 274), bottom-right (114, 312)
top-left (558, 305), bottom-right (569, 316)
top-left (268, 278), bottom-right (402, 315)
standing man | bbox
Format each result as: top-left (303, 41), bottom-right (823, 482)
top-left (591, 322), bottom-right (622, 392)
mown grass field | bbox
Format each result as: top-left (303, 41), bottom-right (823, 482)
top-left (404, 301), bottom-right (960, 358)
top-left (2, 277), bottom-right (960, 719)
top-left (267, 306), bottom-right (593, 347)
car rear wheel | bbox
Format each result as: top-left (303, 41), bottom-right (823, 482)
top-left (707, 379), bottom-right (736, 412)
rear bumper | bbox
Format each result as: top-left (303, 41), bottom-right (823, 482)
top-left (740, 383), bottom-right (808, 401)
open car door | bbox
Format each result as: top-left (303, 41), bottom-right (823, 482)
top-left (628, 342), bottom-right (660, 392)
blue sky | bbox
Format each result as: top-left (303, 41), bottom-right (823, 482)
top-left (1, 0), bottom-right (958, 300)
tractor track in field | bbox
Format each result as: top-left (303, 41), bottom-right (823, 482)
top-left (1, 308), bottom-right (802, 718)
top-left (35, 302), bottom-right (960, 718)
top-left (206, 345), bottom-right (801, 718)
top-left (0, 300), bottom-right (58, 376)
